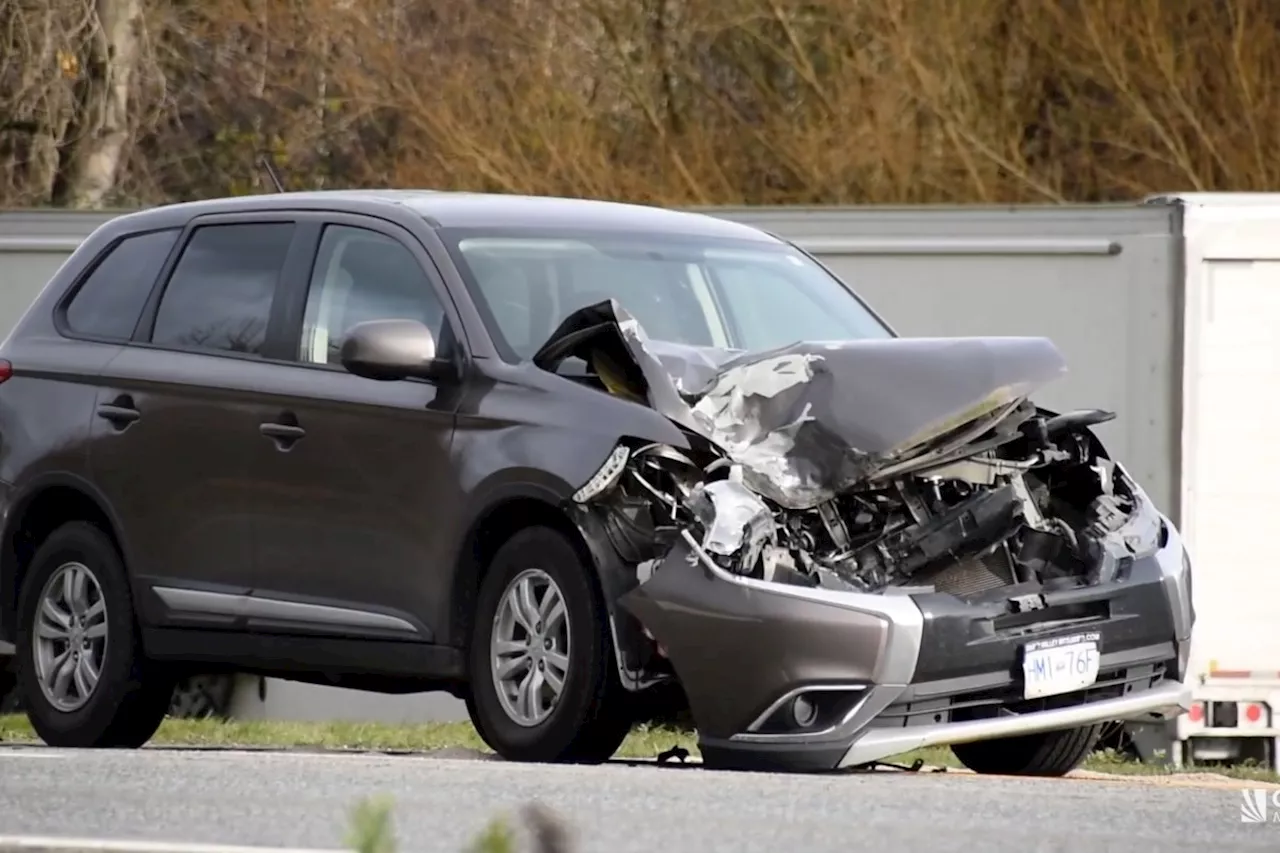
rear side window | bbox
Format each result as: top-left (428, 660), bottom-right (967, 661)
top-left (63, 229), bottom-right (179, 340)
top-left (150, 223), bottom-right (295, 356)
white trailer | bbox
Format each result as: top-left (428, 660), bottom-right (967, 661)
top-left (1154, 193), bottom-right (1280, 770)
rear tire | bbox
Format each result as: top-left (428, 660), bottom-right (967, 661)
top-left (15, 521), bottom-right (174, 748)
top-left (950, 724), bottom-right (1104, 776)
top-left (466, 526), bottom-right (632, 763)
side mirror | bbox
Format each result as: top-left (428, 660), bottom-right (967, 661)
top-left (339, 319), bottom-right (451, 382)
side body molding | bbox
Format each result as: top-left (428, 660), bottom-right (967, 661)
top-left (150, 585), bottom-right (429, 640)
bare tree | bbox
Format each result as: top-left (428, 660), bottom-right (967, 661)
top-left (50, 0), bottom-right (145, 207)
top-left (6, 0), bottom-right (1280, 208)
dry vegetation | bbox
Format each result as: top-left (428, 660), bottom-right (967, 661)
top-left (3, 0), bottom-right (1279, 209)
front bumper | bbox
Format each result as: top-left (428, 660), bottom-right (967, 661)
top-left (619, 509), bottom-right (1195, 773)
top-left (837, 679), bottom-right (1189, 767)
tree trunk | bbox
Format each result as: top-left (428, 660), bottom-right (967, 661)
top-left (51, 0), bottom-right (143, 209)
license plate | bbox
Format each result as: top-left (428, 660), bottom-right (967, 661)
top-left (1021, 631), bottom-right (1101, 700)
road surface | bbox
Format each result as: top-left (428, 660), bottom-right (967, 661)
top-left (1, 746), bottom-right (1275, 852)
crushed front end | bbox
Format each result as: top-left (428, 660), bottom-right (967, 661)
top-left (548, 301), bottom-right (1194, 772)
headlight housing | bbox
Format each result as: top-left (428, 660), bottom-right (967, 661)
top-left (572, 444), bottom-right (630, 503)
top-left (1112, 464), bottom-right (1163, 559)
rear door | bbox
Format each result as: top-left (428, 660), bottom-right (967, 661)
top-left (238, 215), bottom-right (465, 643)
top-left (88, 214), bottom-right (309, 626)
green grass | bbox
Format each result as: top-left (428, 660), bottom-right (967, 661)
top-left (2, 713), bottom-right (1277, 782)
top-left (0, 713), bottom-right (694, 760)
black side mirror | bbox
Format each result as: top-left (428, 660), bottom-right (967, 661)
top-left (339, 319), bottom-right (452, 382)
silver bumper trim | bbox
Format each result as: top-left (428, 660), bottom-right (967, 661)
top-left (838, 679), bottom-right (1191, 768)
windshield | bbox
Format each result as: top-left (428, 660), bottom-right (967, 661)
top-left (439, 228), bottom-right (893, 363)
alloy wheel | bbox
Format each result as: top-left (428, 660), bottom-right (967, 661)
top-left (32, 561), bottom-right (108, 712)
top-left (490, 568), bottom-right (571, 727)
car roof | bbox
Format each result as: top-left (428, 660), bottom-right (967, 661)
top-left (104, 190), bottom-right (781, 243)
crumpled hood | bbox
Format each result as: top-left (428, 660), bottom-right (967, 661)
top-left (533, 300), bottom-right (1068, 509)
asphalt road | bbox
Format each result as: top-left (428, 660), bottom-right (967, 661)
top-left (1, 746), bottom-right (1276, 853)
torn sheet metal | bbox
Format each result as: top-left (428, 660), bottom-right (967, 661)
top-left (533, 299), bottom-right (1069, 510)
top-left (685, 479), bottom-right (776, 574)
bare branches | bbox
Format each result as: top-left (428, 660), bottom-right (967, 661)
top-left (4, 0), bottom-right (1280, 207)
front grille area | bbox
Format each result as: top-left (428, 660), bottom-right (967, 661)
top-left (917, 547), bottom-right (1016, 597)
top-left (869, 660), bottom-right (1170, 730)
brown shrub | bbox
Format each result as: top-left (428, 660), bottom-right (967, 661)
top-left (3, 0), bottom-right (1279, 207)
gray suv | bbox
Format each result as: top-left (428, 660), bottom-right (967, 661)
top-left (0, 191), bottom-right (1192, 774)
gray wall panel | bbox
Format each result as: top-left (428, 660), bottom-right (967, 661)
top-left (0, 249), bottom-right (70, 340)
top-left (0, 210), bottom-right (115, 340)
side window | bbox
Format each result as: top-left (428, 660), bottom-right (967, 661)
top-left (63, 229), bottom-right (180, 340)
top-left (299, 225), bottom-right (448, 365)
top-left (461, 252), bottom-right (539, 355)
top-left (150, 223), bottom-right (295, 356)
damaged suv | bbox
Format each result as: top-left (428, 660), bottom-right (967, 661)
top-left (0, 191), bottom-right (1191, 775)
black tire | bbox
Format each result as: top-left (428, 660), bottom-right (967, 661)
top-left (0, 654), bottom-right (16, 713)
top-left (950, 724), bottom-right (1105, 776)
top-left (169, 674), bottom-right (235, 720)
top-left (15, 521), bottom-right (174, 748)
top-left (466, 526), bottom-right (632, 763)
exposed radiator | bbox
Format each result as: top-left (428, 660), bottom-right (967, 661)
top-left (922, 547), bottom-right (1016, 597)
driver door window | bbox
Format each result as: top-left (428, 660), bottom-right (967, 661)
top-left (300, 225), bottom-right (447, 365)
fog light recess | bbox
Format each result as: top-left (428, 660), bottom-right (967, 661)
top-left (792, 695), bottom-right (818, 728)
top-left (746, 686), bottom-right (867, 736)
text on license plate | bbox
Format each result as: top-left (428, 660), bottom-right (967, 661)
top-left (1021, 631), bottom-right (1101, 700)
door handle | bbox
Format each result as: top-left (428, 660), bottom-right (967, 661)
top-left (97, 395), bottom-right (140, 428)
top-left (259, 421), bottom-right (306, 448)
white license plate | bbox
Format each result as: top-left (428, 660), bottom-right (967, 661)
top-left (1021, 632), bottom-right (1101, 700)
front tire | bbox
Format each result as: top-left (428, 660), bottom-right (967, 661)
top-left (466, 526), bottom-right (632, 763)
top-left (15, 521), bottom-right (174, 748)
top-left (950, 724), bottom-right (1104, 776)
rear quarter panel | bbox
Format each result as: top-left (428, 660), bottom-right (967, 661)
top-left (0, 336), bottom-right (122, 643)
top-left (0, 218), bottom-right (134, 643)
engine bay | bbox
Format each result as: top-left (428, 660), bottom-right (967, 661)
top-left (541, 299), bottom-right (1166, 690)
top-left (576, 403), bottom-right (1142, 599)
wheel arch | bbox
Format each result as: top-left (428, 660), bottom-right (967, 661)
top-left (0, 473), bottom-right (129, 645)
top-left (447, 485), bottom-right (609, 654)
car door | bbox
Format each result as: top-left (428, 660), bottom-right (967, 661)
top-left (88, 214), bottom-right (310, 626)
top-left (242, 216), bottom-right (465, 644)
